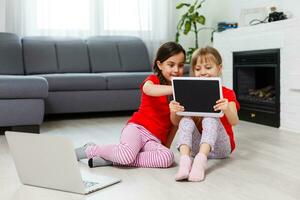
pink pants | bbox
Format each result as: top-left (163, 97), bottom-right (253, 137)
top-left (85, 123), bottom-right (174, 168)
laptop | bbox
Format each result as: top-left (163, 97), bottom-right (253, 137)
top-left (172, 77), bottom-right (224, 117)
top-left (5, 131), bottom-right (121, 195)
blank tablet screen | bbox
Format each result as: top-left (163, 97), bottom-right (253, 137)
top-left (173, 78), bottom-right (221, 113)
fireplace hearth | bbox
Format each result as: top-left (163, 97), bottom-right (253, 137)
top-left (233, 49), bottom-right (280, 127)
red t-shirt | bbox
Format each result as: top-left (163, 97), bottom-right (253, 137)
top-left (128, 75), bottom-right (172, 145)
top-left (220, 86), bottom-right (240, 152)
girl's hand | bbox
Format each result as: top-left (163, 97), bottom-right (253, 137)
top-left (169, 100), bottom-right (184, 113)
top-left (214, 98), bottom-right (229, 112)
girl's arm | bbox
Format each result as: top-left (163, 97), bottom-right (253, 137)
top-left (142, 80), bottom-right (173, 96)
top-left (166, 101), bottom-right (184, 148)
top-left (214, 99), bottom-right (239, 126)
top-left (169, 100), bottom-right (184, 126)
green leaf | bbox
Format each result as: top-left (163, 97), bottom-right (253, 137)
top-left (184, 21), bottom-right (191, 35)
top-left (175, 32), bottom-right (180, 43)
top-left (190, 13), bottom-right (197, 21)
top-left (176, 3), bottom-right (190, 9)
top-left (196, 15), bottom-right (206, 25)
top-left (177, 13), bottom-right (188, 30)
top-left (188, 5), bottom-right (195, 13)
top-left (196, 2), bottom-right (202, 9)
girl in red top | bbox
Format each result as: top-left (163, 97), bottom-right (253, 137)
top-left (172, 46), bottom-right (240, 181)
top-left (76, 42), bottom-right (186, 168)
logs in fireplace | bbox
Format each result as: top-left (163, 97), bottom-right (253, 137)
top-left (233, 49), bottom-right (280, 127)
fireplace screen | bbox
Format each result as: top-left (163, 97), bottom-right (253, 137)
top-left (233, 49), bottom-right (280, 127)
top-left (236, 67), bottom-right (275, 105)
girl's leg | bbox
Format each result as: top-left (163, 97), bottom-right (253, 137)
top-left (127, 140), bottom-right (174, 168)
top-left (85, 124), bottom-right (144, 165)
top-left (188, 117), bottom-right (230, 182)
top-left (175, 117), bottom-right (201, 180)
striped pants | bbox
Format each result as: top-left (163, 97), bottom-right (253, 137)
top-left (85, 123), bottom-right (174, 168)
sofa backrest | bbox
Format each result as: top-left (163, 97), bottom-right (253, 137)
top-left (22, 37), bottom-right (58, 74)
top-left (87, 36), bottom-right (151, 73)
top-left (117, 37), bottom-right (151, 72)
top-left (87, 36), bottom-right (122, 72)
top-left (0, 32), bottom-right (24, 75)
top-left (22, 37), bottom-right (90, 75)
top-left (1, 33), bottom-right (151, 75)
top-left (55, 38), bottom-right (90, 73)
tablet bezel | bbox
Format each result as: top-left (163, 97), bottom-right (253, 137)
top-left (172, 77), bottom-right (224, 117)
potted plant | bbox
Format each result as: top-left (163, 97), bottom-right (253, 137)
top-left (175, 0), bottom-right (206, 63)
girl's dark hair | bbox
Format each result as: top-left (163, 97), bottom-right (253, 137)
top-left (153, 42), bottom-right (186, 85)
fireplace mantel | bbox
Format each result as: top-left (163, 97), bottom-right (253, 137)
top-left (213, 18), bottom-right (300, 133)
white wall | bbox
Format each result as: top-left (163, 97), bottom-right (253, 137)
top-left (174, 0), bottom-right (300, 50)
top-left (0, 0), bottom-right (5, 31)
top-left (214, 18), bottom-right (300, 132)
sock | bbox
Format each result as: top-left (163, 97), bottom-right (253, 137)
top-left (75, 142), bottom-right (95, 161)
top-left (175, 155), bottom-right (192, 181)
top-left (88, 157), bottom-right (113, 168)
top-left (188, 153), bottom-right (207, 182)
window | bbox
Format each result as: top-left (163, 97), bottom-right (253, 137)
top-left (35, 0), bottom-right (152, 32)
top-left (36, 0), bottom-right (90, 31)
top-left (103, 0), bottom-right (152, 31)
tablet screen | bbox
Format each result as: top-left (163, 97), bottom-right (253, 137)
top-left (172, 77), bottom-right (223, 117)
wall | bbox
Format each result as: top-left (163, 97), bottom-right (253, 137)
top-left (174, 0), bottom-right (300, 50)
top-left (214, 18), bottom-right (300, 133)
top-left (0, 0), bottom-right (5, 31)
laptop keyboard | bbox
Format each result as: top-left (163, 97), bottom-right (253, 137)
top-left (83, 180), bottom-right (99, 188)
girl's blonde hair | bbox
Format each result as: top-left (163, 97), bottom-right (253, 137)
top-left (190, 46), bottom-right (222, 76)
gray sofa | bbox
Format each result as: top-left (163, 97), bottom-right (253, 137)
top-left (0, 32), bottom-right (153, 133)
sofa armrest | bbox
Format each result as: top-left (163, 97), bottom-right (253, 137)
top-left (0, 75), bottom-right (48, 99)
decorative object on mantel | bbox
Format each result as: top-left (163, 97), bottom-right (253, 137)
top-left (241, 6), bottom-right (288, 26)
top-left (267, 6), bottom-right (287, 22)
top-left (217, 22), bottom-right (238, 32)
top-left (175, 0), bottom-right (214, 63)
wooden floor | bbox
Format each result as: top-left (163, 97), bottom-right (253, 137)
top-left (1, 113), bottom-right (300, 200)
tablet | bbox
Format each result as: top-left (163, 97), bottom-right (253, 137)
top-left (172, 77), bottom-right (224, 117)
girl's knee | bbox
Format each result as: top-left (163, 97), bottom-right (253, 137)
top-left (179, 117), bottom-right (196, 132)
top-left (160, 149), bottom-right (174, 168)
top-left (202, 117), bottom-right (219, 129)
top-left (116, 145), bottom-right (137, 165)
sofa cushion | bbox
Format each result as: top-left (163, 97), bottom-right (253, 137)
top-left (0, 99), bottom-right (45, 126)
top-left (0, 75), bottom-right (48, 99)
top-left (22, 37), bottom-right (58, 74)
top-left (56, 38), bottom-right (90, 73)
top-left (87, 36), bottom-right (122, 72)
top-left (0, 33), bottom-right (24, 75)
top-left (117, 37), bottom-right (151, 72)
top-left (37, 73), bottom-right (106, 91)
top-left (101, 72), bottom-right (152, 90)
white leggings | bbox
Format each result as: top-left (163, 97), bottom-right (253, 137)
top-left (176, 117), bottom-right (231, 159)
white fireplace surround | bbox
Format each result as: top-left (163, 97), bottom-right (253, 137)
top-left (214, 18), bottom-right (300, 133)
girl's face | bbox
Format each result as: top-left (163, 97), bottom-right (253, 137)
top-left (193, 56), bottom-right (222, 77)
top-left (157, 52), bottom-right (185, 83)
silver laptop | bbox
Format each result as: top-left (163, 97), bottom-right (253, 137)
top-left (5, 131), bottom-right (121, 195)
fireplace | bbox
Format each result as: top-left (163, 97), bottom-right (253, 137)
top-left (233, 49), bottom-right (280, 127)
